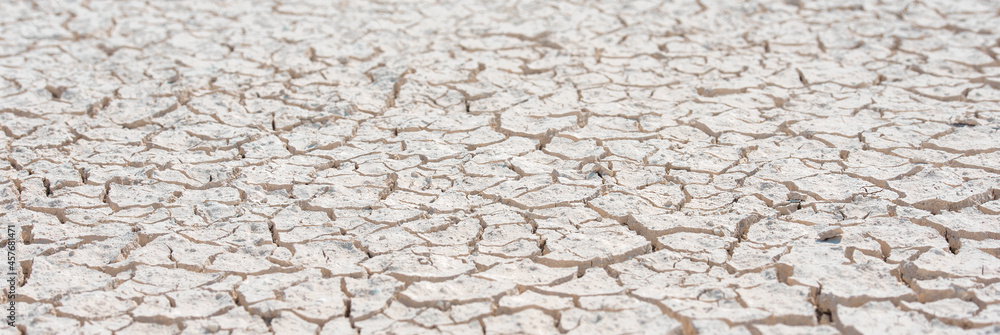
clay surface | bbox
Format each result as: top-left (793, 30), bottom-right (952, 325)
top-left (2, 0), bottom-right (1000, 334)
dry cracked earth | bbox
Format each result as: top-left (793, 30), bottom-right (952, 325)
top-left (2, 0), bottom-right (1000, 334)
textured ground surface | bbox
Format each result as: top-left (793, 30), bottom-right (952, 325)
top-left (2, 0), bottom-right (1000, 334)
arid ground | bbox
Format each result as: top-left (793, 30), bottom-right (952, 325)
top-left (2, 0), bottom-right (1000, 334)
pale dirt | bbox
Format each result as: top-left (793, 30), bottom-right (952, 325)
top-left (1, 0), bottom-right (1000, 334)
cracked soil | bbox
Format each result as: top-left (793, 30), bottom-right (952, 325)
top-left (2, 0), bottom-right (1000, 334)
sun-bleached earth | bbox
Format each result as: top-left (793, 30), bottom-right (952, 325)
top-left (2, 0), bottom-right (1000, 334)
